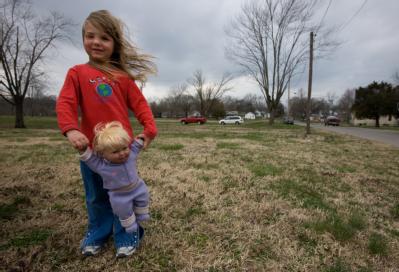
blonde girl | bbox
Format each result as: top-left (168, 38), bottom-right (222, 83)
top-left (56, 10), bottom-right (157, 258)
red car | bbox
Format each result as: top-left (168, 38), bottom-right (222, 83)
top-left (179, 116), bottom-right (207, 125)
top-left (324, 116), bottom-right (340, 126)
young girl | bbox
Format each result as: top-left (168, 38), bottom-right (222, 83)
top-left (80, 121), bottom-right (150, 235)
top-left (56, 10), bottom-right (157, 258)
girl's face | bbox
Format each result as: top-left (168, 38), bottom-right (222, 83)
top-left (83, 22), bottom-right (114, 64)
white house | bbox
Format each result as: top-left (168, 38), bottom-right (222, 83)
top-left (351, 114), bottom-right (399, 126)
top-left (244, 112), bottom-right (256, 120)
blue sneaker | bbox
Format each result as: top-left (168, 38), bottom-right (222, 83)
top-left (116, 225), bottom-right (144, 258)
top-left (80, 231), bottom-right (107, 256)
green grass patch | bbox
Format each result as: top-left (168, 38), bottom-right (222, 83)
top-left (187, 232), bottom-right (209, 249)
top-left (222, 176), bottom-right (239, 190)
top-left (238, 132), bottom-right (265, 141)
top-left (9, 229), bottom-right (52, 247)
top-left (297, 231), bottom-right (318, 254)
top-left (192, 162), bottom-right (218, 170)
top-left (368, 232), bottom-right (388, 255)
top-left (249, 163), bottom-right (282, 177)
top-left (0, 116), bottom-right (59, 129)
top-left (249, 236), bottom-right (277, 261)
top-left (216, 142), bottom-right (240, 149)
top-left (272, 179), bottom-right (333, 211)
top-left (198, 175), bottom-right (211, 182)
top-left (157, 143), bottom-right (184, 151)
top-left (184, 204), bottom-right (206, 221)
top-left (390, 203), bottom-right (399, 219)
top-left (0, 196), bottom-right (31, 220)
top-left (306, 211), bottom-right (366, 242)
top-left (323, 258), bottom-right (351, 272)
top-left (336, 165), bottom-right (356, 173)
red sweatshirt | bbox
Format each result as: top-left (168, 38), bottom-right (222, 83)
top-left (56, 64), bottom-right (157, 144)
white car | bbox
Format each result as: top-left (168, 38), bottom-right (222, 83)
top-left (219, 116), bottom-right (244, 125)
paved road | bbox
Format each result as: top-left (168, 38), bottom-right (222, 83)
top-left (297, 122), bottom-right (399, 148)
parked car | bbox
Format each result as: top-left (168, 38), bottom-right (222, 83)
top-left (219, 116), bottom-right (244, 125)
top-left (179, 116), bottom-right (207, 125)
top-left (324, 116), bottom-right (340, 126)
top-left (283, 116), bottom-right (294, 125)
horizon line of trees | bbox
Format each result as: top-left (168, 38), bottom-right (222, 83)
top-left (1, 80), bottom-right (398, 127)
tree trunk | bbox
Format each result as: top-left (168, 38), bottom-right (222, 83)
top-left (375, 115), bottom-right (380, 128)
top-left (268, 110), bottom-right (275, 125)
top-left (14, 97), bottom-right (26, 128)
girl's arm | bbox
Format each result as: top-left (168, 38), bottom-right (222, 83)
top-left (127, 80), bottom-right (157, 149)
top-left (66, 130), bottom-right (89, 151)
top-left (56, 68), bottom-right (82, 140)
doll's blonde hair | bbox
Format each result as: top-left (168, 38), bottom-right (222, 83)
top-left (93, 121), bottom-right (131, 153)
top-left (83, 10), bottom-right (157, 82)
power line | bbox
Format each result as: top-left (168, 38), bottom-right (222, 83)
top-left (316, 0), bottom-right (332, 32)
top-left (339, 0), bottom-right (368, 31)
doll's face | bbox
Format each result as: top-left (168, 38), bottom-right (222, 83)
top-left (102, 145), bottom-right (129, 164)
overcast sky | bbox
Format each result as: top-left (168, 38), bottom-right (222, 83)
top-left (34, 0), bottom-right (399, 104)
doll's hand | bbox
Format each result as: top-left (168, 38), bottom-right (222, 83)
top-left (66, 130), bottom-right (89, 151)
top-left (135, 133), bottom-right (153, 150)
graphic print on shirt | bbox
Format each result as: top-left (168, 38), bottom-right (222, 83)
top-left (89, 76), bottom-right (116, 103)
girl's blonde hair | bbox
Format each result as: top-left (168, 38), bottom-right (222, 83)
top-left (93, 121), bottom-right (131, 153)
top-left (83, 10), bottom-right (157, 82)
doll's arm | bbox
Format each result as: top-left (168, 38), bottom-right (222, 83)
top-left (130, 138), bottom-right (144, 155)
top-left (79, 147), bottom-right (104, 172)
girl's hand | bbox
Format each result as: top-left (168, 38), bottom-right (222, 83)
top-left (135, 133), bottom-right (153, 149)
top-left (66, 130), bottom-right (89, 152)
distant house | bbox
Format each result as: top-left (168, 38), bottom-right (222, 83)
top-left (255, 110), bottom-right (267, 118)
top-left (310, 114), bottom-right (322, 122)
top-left (351, 114), bottom-right (398, 126)
top-left (190, 111), bottom-right (201, 117)
top-left (244, 112), bottom-right (256, 120)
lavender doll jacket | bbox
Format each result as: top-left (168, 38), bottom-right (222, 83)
top-left (80, 139), bottom-right (150, 233)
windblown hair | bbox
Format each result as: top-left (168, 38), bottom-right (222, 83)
top-left (83, 10), bottom-right (157, 82)
top-left (93, 121), bottom-right (131, 153)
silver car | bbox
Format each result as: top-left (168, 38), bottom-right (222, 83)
top-left (219, 116), bottom-right (244, 125)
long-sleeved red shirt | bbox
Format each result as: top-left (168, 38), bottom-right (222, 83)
top-left (56, 64), bottom-right (157, 144)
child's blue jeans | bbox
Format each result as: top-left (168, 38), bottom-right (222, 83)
top-left (79, 161), bottom-right (141, 249)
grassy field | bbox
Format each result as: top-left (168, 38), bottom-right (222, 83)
top-left (0, 116), bottom-right (398, 271)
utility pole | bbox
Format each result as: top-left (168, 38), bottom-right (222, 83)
top-left (287, 78), bottom-right (291, 117)
top-left (306, 32), bottom-right (314, 135)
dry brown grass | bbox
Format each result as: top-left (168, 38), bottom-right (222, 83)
top-left (1, 119), bottom-right (398, 271)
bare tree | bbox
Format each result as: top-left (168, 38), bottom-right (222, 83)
top-left (0, 0), bottom-right (73, 128)
top-left (188, 70), bottom-right (233, 117)
top-left (170, 83), bottom-right (194, 117)
top-left (336, 88), bottom-right (355, 123)
top-left (226, 0), bottom-right (336, 124)
top-left (393, 70), bottom-right (399, 86)
top-left (289, 88), bottom-right (307, 119)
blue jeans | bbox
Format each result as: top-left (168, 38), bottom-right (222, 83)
top-left (80, 161), bottom-right (142, 249)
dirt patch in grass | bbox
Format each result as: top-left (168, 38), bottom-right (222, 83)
top-left (1, 119), bottom-right (398, 271)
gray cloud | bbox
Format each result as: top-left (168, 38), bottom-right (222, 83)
top-left (34, 0), bottom-right (399, 102)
